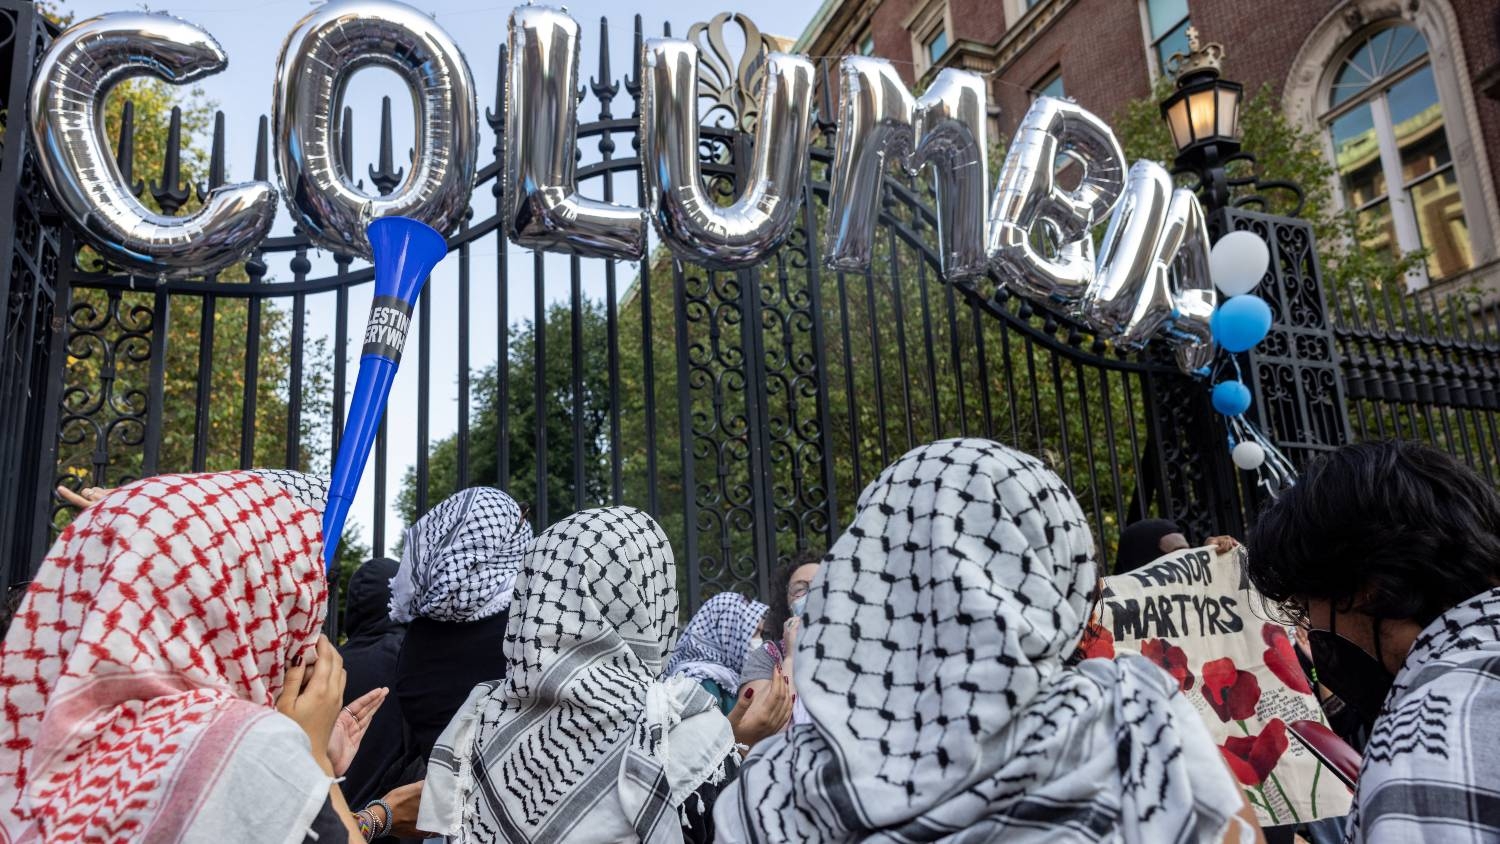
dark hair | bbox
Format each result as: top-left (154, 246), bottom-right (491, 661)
top-left (763, 548), bottom-right (824, 639)
top-left (1246, 440), bottom-right (1500, 626)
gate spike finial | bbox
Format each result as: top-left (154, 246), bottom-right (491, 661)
top-left (368, 95), bottom-right (405, 195)
top-left (151, 106), bottom-right (192, 215)
top-left (624, 14), bottom-right (644, 117)
top-left (253, 115), bottom-right (269, 182)
top-left (486, 43), bottom-right (507, 136)
top-left (116, 100), bottom-right (145, 199)
top-left (196, 111), bottom-right (227, 204)
top-left (591, 16), bottom-right (620, 120)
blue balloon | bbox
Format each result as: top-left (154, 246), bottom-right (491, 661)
top-left (1212, 294), bottom-right (1273, 353)
top-left (1212, 380), bottom-right (1253, 416)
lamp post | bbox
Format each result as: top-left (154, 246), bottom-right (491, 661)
top-left (1160, 28), bottom-right (1243, 213)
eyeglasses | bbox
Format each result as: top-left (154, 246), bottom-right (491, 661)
top-left (788, 582), bottom-right (811, 600)
top-left (1261, 595), bottom-right (1310, 629)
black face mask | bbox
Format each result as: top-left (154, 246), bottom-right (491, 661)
top-left (1306, 612), bottom-right (1395, 744)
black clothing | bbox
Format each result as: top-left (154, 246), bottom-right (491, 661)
top-left (392, 613), bottom-right (511, 767)
top-left (337, 557), bottom-right (405, 806)
top-left (1114, 518), bottom-right (1184, 574)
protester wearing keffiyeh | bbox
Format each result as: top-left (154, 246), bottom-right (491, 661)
top-left (388, 486), bottom-right (533, 623)
top-left (419, 507), bottom-right (737, 844)
top-left (376, 487), bottom-right (536, 807)
top-left (714, 438), bottom-right (1248, 844)
top-left (1344, 586), bottom-right (1500, 843)
top-left (0, 471), bottom-right (332, 843)
top-left (666, 591), bottom-right (769, 709)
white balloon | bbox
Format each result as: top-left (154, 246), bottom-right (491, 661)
top-left (1232, 440), bottom-right (1267, 471)
top-left (1210, 230), bottom-right (1271, 297)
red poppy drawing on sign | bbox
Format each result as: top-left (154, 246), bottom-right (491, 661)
top-left (1261, 623), bottom-right (1313, 695)
top-left (1141, 638), bottom-right (1194, 692)
top-left (1220, 718), bottom-right (1291, 786)
top-left (1202, 656), bottom-right (1261, 722)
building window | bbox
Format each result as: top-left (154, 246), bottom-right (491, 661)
top-left (906, 0), bottom-right (951, 77)
top-left (1324, 22), bottom-right (1472, 282)
top-left (1145, 0), bottom-right (1191, 72)
top-left (925, 29), bottom-right (949, 65)
top-left (858, 33), bottom-right (874, 55)
top-left (1032, 69), bottom-right (1064, 100)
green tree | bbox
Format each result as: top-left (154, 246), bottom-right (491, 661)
top-left (398, 299), bottom-right (613, 525)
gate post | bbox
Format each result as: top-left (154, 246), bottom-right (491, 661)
top-left (0, 1), bottom-right (63, 594)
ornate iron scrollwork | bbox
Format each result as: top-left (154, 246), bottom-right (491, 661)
top-left (688, 12), bottom-right (781, 133)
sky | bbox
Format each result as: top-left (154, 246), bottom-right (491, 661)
top-left (56, 0), bottom-right (823, 554)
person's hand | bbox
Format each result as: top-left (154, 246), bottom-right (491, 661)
top-left (382, 781), bottom-right (428, 838)
top-left (728, 665), bottom-right (793, 749)
top-left (276, 635), bottom-right (346, 766)
top-left (327, 686), bottom-right (387, 776)
top-left (1206, 535), bottom-right (1240, 555)
top-left (56, 485), bottom-right (109, 510)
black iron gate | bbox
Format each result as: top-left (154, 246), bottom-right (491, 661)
top-left (6, 3), bottom-right (1461, 611)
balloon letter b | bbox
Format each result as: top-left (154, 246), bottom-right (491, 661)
top-left (987, 97), bottom-right (1127, 305)
top-left (274, 0), bottom-right (477, 259)
top-left (640, 39), bottom-right (815, 270)
top-left (29, 13), bottom-right (277, 277)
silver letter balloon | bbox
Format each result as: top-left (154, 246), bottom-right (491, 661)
top-left (987, 96), bottom-right (1126, 305)
top-left (505, 6), bottom-right (646, 260)
top-left (825, 59), bottom-right (989, 280)
top-left (28, 13), bottom-right (277, 277)
top-left (640, 38), bottom-right (815, 270)
top-left (273, 0), bottom-right (477, 259)
top-left (1084, 161), bottom-right (1217, 371)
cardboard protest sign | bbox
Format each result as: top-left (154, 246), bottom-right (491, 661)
top-left (1086, 546), bottom-right (1352, 827)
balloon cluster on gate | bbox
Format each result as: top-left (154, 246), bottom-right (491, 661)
top-left (26, 0), bottom-right (1294, 488)
top-left (1204, 230), bottom-right (1297, 492)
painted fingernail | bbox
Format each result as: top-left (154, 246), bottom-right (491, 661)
top-left (291, 655), bottom-right (303, 667)
top-left (744, 688), bottom-right (755, 700)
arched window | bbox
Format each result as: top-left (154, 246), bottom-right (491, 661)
top-left (1324, 23), bottom-right (1473, 283)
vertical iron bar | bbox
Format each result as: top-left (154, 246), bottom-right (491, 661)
top-left (191, 296), bottom-right (216, 471)
top-left (286, 292), bottom-right (306, 470)
top-left (416, 279), bottom-right (432, 515)
top-left (240, 297), bottom-right (262, 469)
top-left (533, 252), bottom-right (548, 527)
top-left (836, 271), bottom-right (863, 492)
top-left (457, 217), bottom-right (472, 491)
top-left (570, 255), bottom-right (585, 513)
top-left (142, 290), bottom-right (169, 476)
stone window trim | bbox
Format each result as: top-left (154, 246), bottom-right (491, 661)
top-left (903, 0), bottom-right (954, 77)
top-left (1283, 0), bottom-right (1500, 293)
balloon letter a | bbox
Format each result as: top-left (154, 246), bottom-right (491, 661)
top-left (323, 217), bottom-right (448, 569)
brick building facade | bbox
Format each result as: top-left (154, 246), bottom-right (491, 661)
top-left (795, 0), bottom-right (1500, 293)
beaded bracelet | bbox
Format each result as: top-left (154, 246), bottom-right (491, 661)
top-left (364, 798), bottom-right (394, 838)
top-left (355, 810), bottom-right (375, 841)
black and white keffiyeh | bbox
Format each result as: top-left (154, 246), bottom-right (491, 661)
top-left (714, 438), bottom-right (1245, 844)
top-left (665, 592), bottom-right (769, 693)
top-left (388, 487), bottom-right (533, 623)
top-left (247, 468), bottom-right (329, 511)
top-left (1344, 586), bottom-right (1500, 843)
top-left (418, 507), bottom-right (737, 844)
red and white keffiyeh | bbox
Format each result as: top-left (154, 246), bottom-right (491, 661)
top-left (0, 471), bottom-right (332, 843)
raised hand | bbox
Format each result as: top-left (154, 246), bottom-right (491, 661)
top-left (328, 686), bottom-right (388, 776)
top-left (729, 665), bottom-right (794, 750)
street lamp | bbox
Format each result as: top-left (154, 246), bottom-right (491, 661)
top-left (1160, 28), bottom-right (1243, 212)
